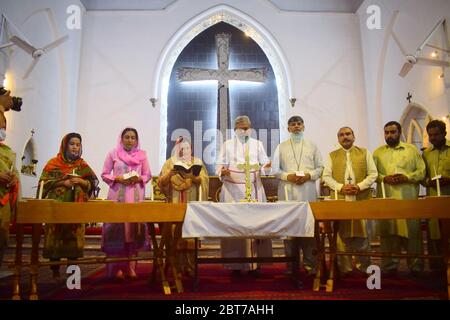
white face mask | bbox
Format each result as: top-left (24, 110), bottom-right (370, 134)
top-left (291, 132), bottom-right (303, 142)
top-left (0, 128), bottom-right (6, 141)
top-left (235, 128), bottom-right (250, 141)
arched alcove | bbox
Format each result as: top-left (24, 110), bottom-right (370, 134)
top-left (153, 4), bottom-right (293, 168)
top-left (400, 103), bottom-right (432, 150)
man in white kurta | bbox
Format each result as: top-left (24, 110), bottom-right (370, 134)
top-left (322, 127), bottom-right (378, 275)
top-left (272, 116), bottom-right (323, 275)
top-left (216, 116), bottom-right (272, 274)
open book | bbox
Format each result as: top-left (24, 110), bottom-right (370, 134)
top-left (123, 170), bottom-right (140, 181)
top-left (173, 162), bottom-right (202, 177)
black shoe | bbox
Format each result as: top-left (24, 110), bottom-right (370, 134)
top-left (231, 270), bottom-right (241, 277)
top-left (247, 269), bottom-right (260, 277)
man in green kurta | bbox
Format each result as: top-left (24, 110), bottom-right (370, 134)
top-left (322, 127), bottom-right (378, 275)
top-left (421, 120), bottom-right (450, 272)
top-left (373, 121), bottom-right (426, 275)
top-left (0, 94), bottom-right (20, 267)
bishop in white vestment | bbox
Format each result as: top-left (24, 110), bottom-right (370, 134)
top-left (216, 116), bottom-right (272, 273)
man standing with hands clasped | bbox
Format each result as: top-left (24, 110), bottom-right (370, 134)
top-left (322, 127), bottom-right (377, 276)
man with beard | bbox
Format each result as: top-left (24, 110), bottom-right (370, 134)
top-left (373, 121), bottom-right (426, 276)
top-left (272, 115), bottom-right (323, 276)
top-left (421, 120), bottom-right (450, 273)
top-left (322, 127), bottom-right (377, 276)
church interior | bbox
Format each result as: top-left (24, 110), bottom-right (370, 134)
top-left (0, 0), bottom-right (449, 302)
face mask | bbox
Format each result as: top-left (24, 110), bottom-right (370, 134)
top-left (291, 132), bottom-right (303, 142)
top-left (65, 151), bottom-right (80, 161)
top-left (0, 128), bottom-right (6, 141)
top-left (235, 129), bottom-right (250, 141)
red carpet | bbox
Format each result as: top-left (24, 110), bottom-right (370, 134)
top-left (47, 263), bottom-right (447, 300)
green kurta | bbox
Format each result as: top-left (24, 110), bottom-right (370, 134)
top-left (422, 140), bottom-right (450, 239)
top-left (373, 141), bottom-right (426, 238)
top-left (0, 144), bottom-right (18, 265)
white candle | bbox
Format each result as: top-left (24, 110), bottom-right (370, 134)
top-left (150, 181), bottom-right (154, 201)
top-left (284, 185), bottom-right (289, 201)
top-left (198, 185), bottom-right (202, 201)
top-left (334, 188), bottom-right (338, 200)
top-left (434, 166), bottom-right (441, 197)
top-left (38, 180), bottom-right (44, 199)
top-left (381, 181), bottom-right (386, 199)
top-left (436, 177), bottom-right (441, 197)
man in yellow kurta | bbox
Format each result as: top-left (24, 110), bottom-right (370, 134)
top-left (421, 120), bottom-right (450, 272)
top-left (0, 93), bottom-right (20, 267)
top-left (373, 121), bottom-right (426, 275)
top-left (322, 127), bottom-right (378, 276)
top-left (158, 136), bottom-right (209, 276)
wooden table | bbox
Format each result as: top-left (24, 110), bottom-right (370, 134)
top-left (11, 199), bottom-right (186, 300)
top-left (310, 197), bottom-right (450, 299)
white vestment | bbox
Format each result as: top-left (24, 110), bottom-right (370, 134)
top-left (216, 136), bottom-right (272, 270)
top-left (272, 138), bottom-right (324, 202)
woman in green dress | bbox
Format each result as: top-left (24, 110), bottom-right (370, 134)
top-left (39, 133), bottom-right (98, 280)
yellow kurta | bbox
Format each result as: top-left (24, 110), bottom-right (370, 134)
top-left (373, 141), bottom-right (426, 238)
top-left (422, 140), bottom-right (450, 239)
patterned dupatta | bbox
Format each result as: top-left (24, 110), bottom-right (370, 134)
top-left (39, 133), bottom-right (99, 202)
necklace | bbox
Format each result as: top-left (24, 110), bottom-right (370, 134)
top-left (290, 139), bottom-right (304, 171)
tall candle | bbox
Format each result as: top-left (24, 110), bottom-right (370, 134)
top-left (150, 181), bottom-right (154, 201)
top-left (38, 180), bottom-right (44, 199)
top-left (199, 185), bottom-right (202, 201)
top-left (334, 188), bottom-right (338, 200)
top-left (381, 181), bottom-right (386, 199)
top-left (434, 165), bottom-right (441, 197)
top-left (284, 185), bottom-right (289, 201)
top-left (436, 177), bottom-right (441, 197)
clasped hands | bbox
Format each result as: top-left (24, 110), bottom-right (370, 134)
top-left (62, 175), bottom-right (89, 188)
top-left (340, 184), bottom-right (360, 196)
top-left (383, 174), bottom-right (409, 185)
top-left (287, 173), bottom-right (311, 185)
top-left (428, 175), bottom-right (450, 187)
top-left (0, 172), bottom-right (18, 189)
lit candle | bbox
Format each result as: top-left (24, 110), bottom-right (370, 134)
top-left (199, 185), bottom-right (202, 201)
top-left (381, 181), bottom-right (386, 199)
top-left (38, 180), bottom-right (44, 199)
top-left (334, 188), bottom-right (338, 200)
top-left (284, 184), bottom-right (289, 201)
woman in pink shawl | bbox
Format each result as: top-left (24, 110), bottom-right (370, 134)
top-left (101, 127), bottom-right (152, 280)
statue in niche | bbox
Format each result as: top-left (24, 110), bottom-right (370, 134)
top-left (20, 130), bottom-right (38, 176)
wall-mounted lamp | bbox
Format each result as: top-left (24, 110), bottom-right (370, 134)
top-left (438, 73), bottom-right (444, 79)
top-left (431, 51), bottom-right (439, 58)
top-left (289, 98), bottom-right (297, 108)
top-left (149, 98), bottom-right (157, 108)
top-left (1, 74), bottom-right (7, 89)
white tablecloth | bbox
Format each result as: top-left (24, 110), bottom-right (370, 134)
top-left (182, 202), bottom-right (315, 238)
